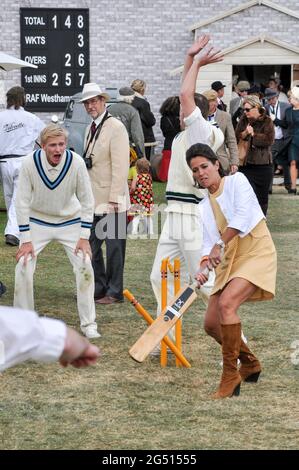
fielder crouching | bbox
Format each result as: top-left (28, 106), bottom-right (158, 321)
top-left (13, 124), bottom-right (100, 339)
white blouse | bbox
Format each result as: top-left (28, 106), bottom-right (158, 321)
top-left (198, 172), bottom-right (265, 256)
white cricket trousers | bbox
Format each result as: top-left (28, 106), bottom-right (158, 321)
top-left (0, 157), bottom-right (23, 238)
top-left (14, 222), bottom-right (97, 333)
top-left (150, 212), bottom-right (215, 317)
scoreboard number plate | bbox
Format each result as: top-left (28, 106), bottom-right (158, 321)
top-left (20, 8), bottom-right (90, 111)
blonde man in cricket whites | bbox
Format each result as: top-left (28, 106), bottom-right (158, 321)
top-left (13, 124), bottom-right (100, 339)
top-left (150, 35), bottom-right (224, 326)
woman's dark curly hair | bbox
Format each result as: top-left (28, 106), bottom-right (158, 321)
top-left (159, 96), bottom-right (180, 116)
top-left (186, 143), bottom-right (225, 187)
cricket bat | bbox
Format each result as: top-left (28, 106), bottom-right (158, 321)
top-left (129, 280), bottom-right (202, 363)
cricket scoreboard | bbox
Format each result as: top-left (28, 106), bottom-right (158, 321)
top-left (20, 8), bottom-right (90, 111)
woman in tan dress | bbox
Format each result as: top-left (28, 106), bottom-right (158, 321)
top-left (186, 143), bottom-right (277, 399)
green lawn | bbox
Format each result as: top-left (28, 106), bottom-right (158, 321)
top-left (0, 183), bottom-right (299, 450)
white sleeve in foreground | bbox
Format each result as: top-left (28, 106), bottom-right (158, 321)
top-left (0, 307), bottom-right (66, 372)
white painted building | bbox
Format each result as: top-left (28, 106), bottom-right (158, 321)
top-left (171, 1), bottom-right (299, 107)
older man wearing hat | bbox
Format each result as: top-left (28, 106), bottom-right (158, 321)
top-left (211, 80), bottom-right (227, 111)
top-left (264, 87), bottom-right (291, 192)
top-left (81, 83), bottom-right (130, 304)
top-left (108, 87), bottom-right (145, 158)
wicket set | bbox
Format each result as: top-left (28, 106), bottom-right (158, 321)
top-left (123, 289), bottom-right (191, 367)
top-left (160, 258), bottom-right (183, 367)
top-left (124, 256), bottom-right (191, 368)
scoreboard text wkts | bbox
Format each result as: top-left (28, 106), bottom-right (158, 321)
top-left (20, 8), bottom-right (90, 112)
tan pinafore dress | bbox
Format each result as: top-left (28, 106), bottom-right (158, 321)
top-left (209, 178), bottom-right (277, 301)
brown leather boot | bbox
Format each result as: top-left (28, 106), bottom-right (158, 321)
top-left (239, 340), bottom-right (262, 382)
top-left (212, 323), bottom-right (242, 399)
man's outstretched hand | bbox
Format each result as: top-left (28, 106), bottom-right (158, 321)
top-left (59, 327), bottom-right (100, 368)
top-left (187, 34), bottom-right (211, 57)
top-left (195, 45), bottom-right (224, 67)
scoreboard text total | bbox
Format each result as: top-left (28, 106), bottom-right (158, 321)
top-left (20, 8), bottom-right (90, 111)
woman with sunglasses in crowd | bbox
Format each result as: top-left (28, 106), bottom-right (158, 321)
top-left (235, 95), bottom-right (275, 215)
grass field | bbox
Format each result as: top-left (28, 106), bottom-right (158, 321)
top-left (0, 183), bottom-right (299, 450)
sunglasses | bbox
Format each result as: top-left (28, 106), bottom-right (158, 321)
top-left (243, 107), bottom-right (254, 112)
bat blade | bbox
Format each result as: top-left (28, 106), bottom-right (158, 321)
top-left (129, 284), bottom-right (197, 362)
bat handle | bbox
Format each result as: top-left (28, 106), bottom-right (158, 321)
top-left (192, 265), bottom-right (212, 290)
top-left (201, 265), bottom-right (211, 277)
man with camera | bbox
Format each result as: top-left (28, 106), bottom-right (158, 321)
top-left (81, 83), bottom-right (130, 304)
top-left (13, 124), bottom-right (100, 339)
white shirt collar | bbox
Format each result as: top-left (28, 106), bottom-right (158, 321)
top-left (93, 108), bottom-right (107, 127)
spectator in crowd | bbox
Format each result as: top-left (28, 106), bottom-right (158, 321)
top-left (108, 87), bottom-right (145, 158)
top-left (285, 86), bottom-right (299, 194)
top-left (248, 84), bottom-right (263, 100)
top-left (231, 75), bottom-right (240, 100)
top-left (81, 83), bottom-right (130, 304)
top-left (203, 89), bottom-right (239, 175)
top-left (13, 124), bottom-right (100, 339)
top-left (0, 86), bottom-right (45, 246)
top-left (229, 80), bottom-right (251, 128)
top-left (211, 81), bottom-right (227, 111)
top-left (188, 143), bottom-right (276, 398)
top-left (131, 79), bottom-right (156, 161)
top-left (235, 95), bottom-right (275, 215)
top-left (0, 306), bottom-right (100, 372)
top-left (264, 87), bottom-right (291, 193)
top-left (150, 35), bottom-right (224, 331)
top-left (129, 157), bottom-right (154, 236)
top-left (268, 77), bottom-right (289, 103)
top-left (128, 147), bottom-right (138, 190)
top-left (158, 95), bottom-right (181, 181)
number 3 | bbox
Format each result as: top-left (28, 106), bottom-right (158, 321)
top-left (77, 34), bottom-right (84, 48)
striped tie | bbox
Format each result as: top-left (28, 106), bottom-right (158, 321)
top-left (90, 121), bottom-right (97, 139)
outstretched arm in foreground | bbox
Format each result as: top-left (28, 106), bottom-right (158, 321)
top-left (0, 307), bottom-right (100, 372)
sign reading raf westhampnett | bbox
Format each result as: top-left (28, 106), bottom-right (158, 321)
top-left (20, 8), bottom-right (89, 111)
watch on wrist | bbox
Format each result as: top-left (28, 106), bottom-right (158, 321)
top-left (215, 238), bottom-right (225, 250)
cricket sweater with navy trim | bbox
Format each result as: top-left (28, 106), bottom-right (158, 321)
top-left (16, 149), bottom-right (94, 243)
